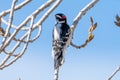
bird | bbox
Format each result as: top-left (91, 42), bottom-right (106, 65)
top-left (52, 13), bottom-right (71, 79)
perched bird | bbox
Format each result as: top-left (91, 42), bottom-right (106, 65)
top-left (52, 13), bottom-right (71, 77)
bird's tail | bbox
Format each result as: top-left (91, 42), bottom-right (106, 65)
top-left (54, 50), bottom-right (64, 80)
top-left (54, 50), bottom-right (64, 69)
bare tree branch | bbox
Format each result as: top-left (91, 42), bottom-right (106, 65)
top-left (71, 17), bottom-right (97, 49)
top-left (70, 0), bottom-right (99, 48)
top-left (1, 0), bottom-right (18, 51)
top-left (108, 14), bottom-right (120, 80)
top-left (108, 65), bottom-right (120, 80)
top-left (0, 0), bottom-right (32, 17)
top-left (0, 0), bottom-right (62, 70)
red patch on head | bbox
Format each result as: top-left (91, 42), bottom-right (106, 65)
top-left (62, 16), bottom-right (66, 19)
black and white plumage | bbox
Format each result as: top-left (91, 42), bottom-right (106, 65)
top-left (52, 13), bottom-right (71, 71)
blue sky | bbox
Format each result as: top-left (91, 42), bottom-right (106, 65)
top-left (0, 0), bottom-right (120, 80)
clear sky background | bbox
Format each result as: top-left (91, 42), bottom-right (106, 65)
top-left (0, 0), bottom-right (120, 80)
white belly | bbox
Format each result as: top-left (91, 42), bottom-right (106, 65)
top-left (54, 24), bottom-right (61, 40)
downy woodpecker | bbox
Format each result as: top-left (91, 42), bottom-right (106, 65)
top-left (52, 13), bottom-right (71, 71)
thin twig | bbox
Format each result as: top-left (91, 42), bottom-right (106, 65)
top-left (0, 0), bottom-right (55, 52)
top-left (70, 17), bottom-right (97, 49)
top-left (0, 0), bottom-right (62, 70)
top-left (0, 0), bottom-right (31, 17)
top-left (108, 65), bottom-right (120, 80)
top-left (0, 17), bottom-right (34, 69)
top-left (1, 0), bottom-right (18, 49)
top-left (70, 0), bottom-right (99, 48)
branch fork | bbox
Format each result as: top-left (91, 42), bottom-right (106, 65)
top-left (0, 0), bottom-right (62, 70)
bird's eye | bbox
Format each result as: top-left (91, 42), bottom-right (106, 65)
top-left (56, 17), bottom-right (60, 20)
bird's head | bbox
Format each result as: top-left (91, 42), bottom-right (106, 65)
top-left (55, 13), bottom-right (67, 23)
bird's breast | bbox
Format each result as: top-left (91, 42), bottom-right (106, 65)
top-left (54, 24), bottom-right (62, 40)
top-left (54, 27), bottom-right (60, 40)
